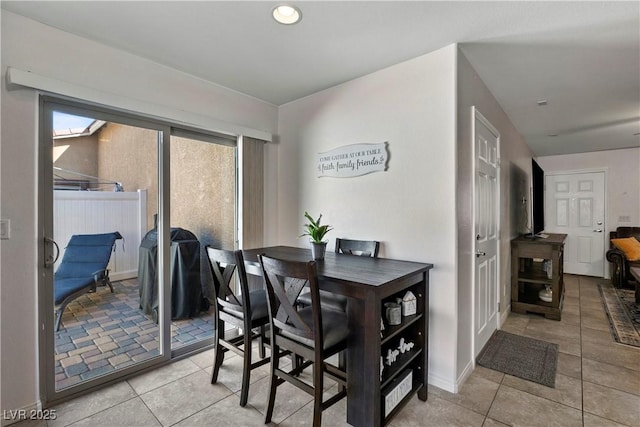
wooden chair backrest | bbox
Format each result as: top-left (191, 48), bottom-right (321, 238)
top-left (335, 238), bottom-right (380, 258)
top-left (259, 254), bottom-right (321, 343)
top-left (206, 246), bottom-right (251, 315)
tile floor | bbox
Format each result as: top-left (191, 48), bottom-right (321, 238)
top-left (15, 275), bottom-right (640, 426)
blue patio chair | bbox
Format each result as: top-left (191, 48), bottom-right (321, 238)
top-left (54, 231), bottom-right (123, 331)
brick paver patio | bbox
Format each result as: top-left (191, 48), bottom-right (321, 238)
top-left (54, 278), bottom-right (214, 390)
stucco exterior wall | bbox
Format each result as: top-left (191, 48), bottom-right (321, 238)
top-left (54, 122), bottom-right (237, 247)
top-left (169, 135), bottom-right (235, 250)
top-left (97, 123), bottom-right (158, 231)
top-left (54, 134), bottom-right (99, 181)
top-left (97, 123), bottom-right (236, 248)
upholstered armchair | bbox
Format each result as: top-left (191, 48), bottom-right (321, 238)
top-left (606, 227), bottom-right (640, 288)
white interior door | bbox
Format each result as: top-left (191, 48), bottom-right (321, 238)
top-left (545, 171), bottom-right (606, 277)
top-left (473, 109), bottom-right (500, 358)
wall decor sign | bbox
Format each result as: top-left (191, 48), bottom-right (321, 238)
top-left (317, 142), bottom-right (389, 178)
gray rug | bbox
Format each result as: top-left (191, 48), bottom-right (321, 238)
top-left (598, 283), bottom-right (640, 348)
top-left (477, 330), bottom-right (558, 388)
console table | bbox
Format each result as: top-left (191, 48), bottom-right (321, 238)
top-left (511, 234), bottom-right (567, 320)
top-left (242, 246), bottom-right (433, 426)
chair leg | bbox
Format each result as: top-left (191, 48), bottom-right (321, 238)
top-left (291, 352), bottom-right (304, 376)
top-left (337, 350), bottom-right (346, 393)
top-left (105, 277), bottom-right (114, 293)
top-left (211, 319), bottom-right (225, 384)
top-left (54, 308), bottom-right (63, 332)
top-left (264, 343), bottom-right (279, 424)
top-left (312, 357), bottom-right (324, 427)
top-left (258, 325), bottom-right (266, 359)
top-left (239, 326), bottom-right (252, 407)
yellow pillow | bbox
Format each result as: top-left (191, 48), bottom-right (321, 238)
top-left (611, 237), bottom-right (640, 261)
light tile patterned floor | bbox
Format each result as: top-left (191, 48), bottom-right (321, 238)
top-left (20, 275), bottom-right (640, 426)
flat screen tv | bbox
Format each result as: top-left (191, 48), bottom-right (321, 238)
top-left (529, 158), bottom-right (545, 237)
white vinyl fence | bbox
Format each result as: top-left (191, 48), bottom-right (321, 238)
top-left (53, 190), bottom-right (147, 280)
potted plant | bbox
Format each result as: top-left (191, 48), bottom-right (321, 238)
top-left (300, 211), bottom-right (332, 260)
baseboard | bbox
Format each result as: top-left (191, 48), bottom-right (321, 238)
top-left (453, 359), bottom-right (475, 393)
top-left (1, 400), bottom-right (43, 427)
top-left (500, 305), bottom-right (511, 327)
top-left (428, 370), bottom-right (456, 393)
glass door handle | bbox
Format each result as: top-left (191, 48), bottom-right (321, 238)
top-left (44, 237), bottom-right (60, 267)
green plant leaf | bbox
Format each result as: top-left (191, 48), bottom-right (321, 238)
top-left (300, 211), bottom-right (332, 243)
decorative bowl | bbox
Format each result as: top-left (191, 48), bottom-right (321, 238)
top-left (539, 285), bottom-right (552, 303)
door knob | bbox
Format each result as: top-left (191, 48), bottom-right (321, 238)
top-left (475, 250), bottom-right (486, 258)
top-left (593, 229), bottom-right (603, 233)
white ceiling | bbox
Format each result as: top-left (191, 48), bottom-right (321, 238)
top-left (2, 1), bottom-right (639, 156)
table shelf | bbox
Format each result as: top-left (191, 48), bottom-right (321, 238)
top-left (378, 281), bottom-right (427, 425)
top-left (381, 348), bottom-right (421, 388)
top-left (381, 313), bottom-right (422, 345)
top-left (382, 378), bottom-right (423, 423)
top-left (517, 260), bottom-right (552, 283)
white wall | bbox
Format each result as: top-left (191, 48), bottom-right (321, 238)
top-left (2, 12), bottom-right (277, 137)
top-left (537, 147), bottom-right (640, 278)
top-left (275, 45), bottom-right (459, 390)
top-left (456, 50), bottom-right (534, 384)
top-left (1, 10), bottom-right (278, 414)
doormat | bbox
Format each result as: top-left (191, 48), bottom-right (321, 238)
top-left (598, 283), bottom-right (640, 348)
top-left (477, 330), bottom-right (558, 388)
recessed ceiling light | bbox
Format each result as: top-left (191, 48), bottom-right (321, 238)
top-left (537, 100), bottom-right (548, 106)
top-left (272, 4), bottom-right (302, 25)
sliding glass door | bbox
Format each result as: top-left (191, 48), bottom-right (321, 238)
top-left (39, 97), bottom-right (237, 402)
top-left (168, 130), bottom-right (236, 353)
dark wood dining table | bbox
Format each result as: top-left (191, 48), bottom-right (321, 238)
top-left (242, 246), bottom-right (433, 427)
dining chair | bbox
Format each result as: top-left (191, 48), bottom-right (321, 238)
top-left (335, 237), bottom-right (380, 257)
top-left (259, 254), bottom-right (348, 427)
top-left (206, 246), bottom-right (270, 407)
top-left (297, 238), bottom-right (380, 311)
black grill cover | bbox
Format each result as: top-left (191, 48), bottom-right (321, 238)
top-left (138, 227), bottom-right (208, 320)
